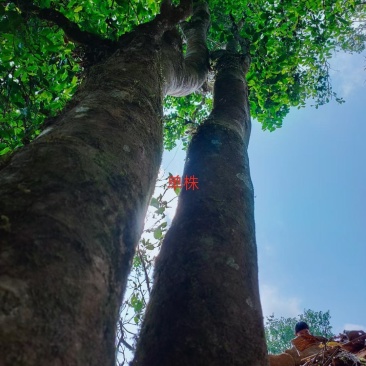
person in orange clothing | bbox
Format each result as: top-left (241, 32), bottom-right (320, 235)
top-left (268, 322), bottom-right (327, 366)
top-left (286, 322), bottom-right (327, 364)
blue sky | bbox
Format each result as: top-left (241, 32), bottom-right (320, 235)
top-left (160, 50), bottom-right (366, 335)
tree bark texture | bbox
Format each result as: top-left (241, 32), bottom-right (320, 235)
top-left (0, 3), bottom-right (209, 365)
top-left (132, 51), bottom-right (268, 366)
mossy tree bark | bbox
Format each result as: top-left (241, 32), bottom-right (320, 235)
top-left (0, 2), bottom-right (209, 365)
top-left (132, 50), bottom-right (268, 366)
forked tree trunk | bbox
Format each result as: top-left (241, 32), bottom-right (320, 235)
top-left (132, 51), bottom-right (268, 366)
top-left (0, 3), bottom-right (209, 365)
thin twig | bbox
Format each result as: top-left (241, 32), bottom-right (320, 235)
top-left (137, 247), bottom-right (151, 294)
top-left (323, 347), bottom-right (341, 366)
top-left (116, 322), bottom-right (135, 352)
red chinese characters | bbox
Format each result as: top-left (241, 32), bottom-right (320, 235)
top-left (168, 175), bottom-right (199, 190)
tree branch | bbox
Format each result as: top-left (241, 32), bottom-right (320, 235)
top-left (159, 0), bottom-right (193, 27)
top-left (229, 13), bottom-right (250, 56)
top-left (16, 0), bottom-right (116, 49)
top-left (164, 1), bottom-right (210, 96)
top-left (117, 321), bottom-right (135, 352)
top-left (137, 247), bottom-right (151, 295)
top-left (132, 0), bottom-right (193, 39)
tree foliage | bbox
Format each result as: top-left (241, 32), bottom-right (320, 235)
top-left (1, 0), bottom-right (365, 363)
top-left (0, 0), bottom-right (159, 155)
top-left (1, 0), bottom-right (365, 154)
top-left (265, 309), bottom-right (334, 355)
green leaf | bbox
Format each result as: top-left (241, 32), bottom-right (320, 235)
top-left (131, 294), bottom-right (143, 313)
top-left (115, 0), bottom-right (128, 5)
top-left (153, 227), bottom-right (163, 240)
top-left (0, 147), bottom-right (11, 156)
top-left (155, 207), bottom-right (165, 215)
top-left (74, 6), bottom-right (83, 12)
top-left (150, 197), bottom-right (159, 208)
top-left (277, 54), bottom-right (287, 63)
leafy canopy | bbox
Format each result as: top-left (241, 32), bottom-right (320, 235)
top-left (1, 0), bottom-right (365, 154)
top-left (265, 309), bottom-right (334, 354)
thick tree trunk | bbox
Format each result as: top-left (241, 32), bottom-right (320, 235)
top-left (132, 51), bottom-right (268, 366)
top-left (0, 4), bottom-right (209, 365)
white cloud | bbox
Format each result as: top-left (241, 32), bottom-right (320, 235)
top-left (260, 284), bottom-right (302, 319)
top-left (343, 323), bottom-right (366, 331)
top-left (329, 52), bottom-right (366, 98)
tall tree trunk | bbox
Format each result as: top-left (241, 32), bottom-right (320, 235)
top-left (0, 3), bottom-right (209, 365)
top-left (132, 51), bottom-right (268, 366)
